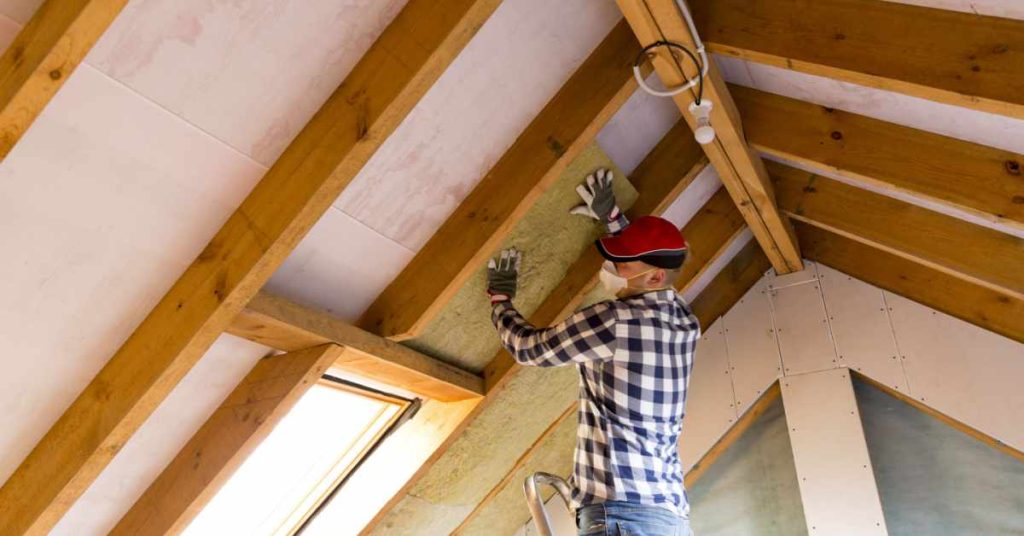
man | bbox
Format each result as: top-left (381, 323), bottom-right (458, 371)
top-left (487, 169), bottom-right (700, 536)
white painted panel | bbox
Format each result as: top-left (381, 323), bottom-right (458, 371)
top-left (680, 321), bottom-right (737, 471)
top-left (721, 276), bottom-right (783, 414)
top-left (885, 293), bottom-right (1024, 451)
top-left (0, 64), bottom-right (264, 484)
top-left (660, 165), bottom-right (721, 229)
top-left (0, 11), bottom-right (20, 46)
top-left (336, 0), bottom-right (621, 250)
top-left (51, 335), bottom-right (271, 536)
top-left (766, 260), bottom-right (818, 289)
top-left (265, 208), bottom-right (414, 322)
top-left (816, 265), bottom-right (908, 392)
top-left (769, 266), bottom-right (838, 376)
top-left (885, 0), bottom-right (1024, 18)
top-left (87, 0), bottom-right (410, 166)
top-left (0, 0), bottom-right (40, 24)
top-left (716, 56), bottom-right (1024, 155)
top-left (597, 75), bottom-right (682, 176)
top-left (782, 369), bottom-right (888, 536)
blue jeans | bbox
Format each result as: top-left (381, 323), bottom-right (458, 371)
top-left (576, 501), bottom-right (694, 536)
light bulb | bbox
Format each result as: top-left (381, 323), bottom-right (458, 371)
top-left (688, 100), bottom-right (715, 145)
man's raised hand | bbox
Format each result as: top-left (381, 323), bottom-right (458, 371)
top-left (570, 168), bottom-right (621, 223)
top-left (487, 248), bottom-right (522, 305)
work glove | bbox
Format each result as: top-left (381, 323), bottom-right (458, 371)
top-left (570, 168), bottom-right (621, 224)
top-left (487, 248), bottom-right (521, 305)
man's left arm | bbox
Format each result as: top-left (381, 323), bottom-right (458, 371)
top-left (487, 248), bottom-right (617, 367)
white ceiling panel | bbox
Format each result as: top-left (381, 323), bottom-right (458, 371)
top-left (597, 75), bottom-right (682, 176)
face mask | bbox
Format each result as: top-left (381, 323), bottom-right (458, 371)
top-left (599, 261), bottom-right (659, 298)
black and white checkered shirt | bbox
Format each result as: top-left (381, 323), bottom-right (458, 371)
top-left (491, 289), bottom-right (700, 517)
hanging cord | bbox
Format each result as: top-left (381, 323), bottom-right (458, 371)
top-left (632, 40), bottom-right (705, 101)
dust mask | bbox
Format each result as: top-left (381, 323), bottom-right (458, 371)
top-left (599, 261), bottom-right (659, 298)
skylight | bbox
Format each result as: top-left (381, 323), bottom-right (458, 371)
top-left (183, 379), bottom-right (405, 536)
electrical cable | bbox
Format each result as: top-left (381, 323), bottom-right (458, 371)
top-left (632, 40), bottom-right (704, 102)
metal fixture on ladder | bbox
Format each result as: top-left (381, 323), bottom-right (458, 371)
top-left (524, 472), bottom-right (573, 536)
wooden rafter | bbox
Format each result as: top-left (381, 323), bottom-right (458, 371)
top-left (771, 162), bottom-right (1024, 302)
top-left (732, 85), bottom-right (1024, 232)
top-left (0, 0), bottom-right (130, 159)
top-left (110, 344), bottom-right (344, 536)
top-left (797, 223), bottom-right (1024, 344)
top-left (0, 1), bottom-right (501, 533)
top-left (359, 20), bottom-right (643, 341)
top-left (614, 0), bottom-right (803, 275)
top-left (691, 0), bottom-right (1024, 119)
top-left (227, 292), bottom-right (484, 401)
top-left (365, 120), bottom-right (706, 532)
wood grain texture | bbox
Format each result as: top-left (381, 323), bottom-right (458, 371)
top-left (364, 122), bottom-right (706, 532)
top-left (615, 0), bottom-right (803, 274)
top-left (797, 223), bottom-right (1024, 344)
top-left (483, 119), bottom-right (706, 394)
top-left (0, 1), bottom-right (500, 533)
top-left (771, 162), bottom-right (1024, 301)
top-left (732, 85), bottom-right (1024, 231)
top-left (359, 20), bottom-right (642, 341)
top-left (676, 187), bottom-right (746, 294)
top-left (690, 238), bottom-right (772, 331)
top-left (685, 381), bottom-right (781, 487)
top-left (0, 0), bottom-right (129, 159)
top-left (691, 0), bottom-right (1024, 119)
top-left (110, 344), bottom-right (343, 536)
top-left (227, 292), bottom-right (483, 401)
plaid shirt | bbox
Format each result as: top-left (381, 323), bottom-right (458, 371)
top-left (491, 289), bottom-right (700, 517)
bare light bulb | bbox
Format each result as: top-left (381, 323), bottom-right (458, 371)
top-left (688, 100), bottom-right (715, 144)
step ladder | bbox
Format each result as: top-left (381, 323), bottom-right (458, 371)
top-left (523, 472), bottom-right (572, 536)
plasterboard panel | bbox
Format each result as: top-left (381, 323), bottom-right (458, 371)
top-left (816, 265), bottom-right (908, 392)
top-left (766, 260), bottom-right (818, 289)
top-left (885, 292), bottom-right (1024, 451)
top-left (265, 208), bottom-right (414, 322)
top-left (781, 369), bottom-right (888, 536)
top-left (596, 74), bottom-right (682, 175)
top-left (86, 0), bottom-right (409, 166)
top-left (51, 334), bottom-right (271, 536)
top-left (681, 320), bottom-right (737, 471)
top-left (885, 0), bottom-right (1024, 18)
top-left (716, 56), bottom-right (1024, 155)
top-left (660, 164), bottom-right (722, 229)
top-left (0, 64), bottom-right (264, 484)
top-left (722, 276), bottom-right (782, 414)
top-left (335, 0), bottom-right (621, 250)
top-left (769, 267), bottom-right (838, 376)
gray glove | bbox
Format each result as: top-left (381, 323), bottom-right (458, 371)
top-left (487, 248), bottom-right (522, 304)
top-left (570, 168), bottom-right (620, 223)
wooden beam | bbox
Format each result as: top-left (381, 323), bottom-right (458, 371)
top-left (690, 237), bottom-right (771, 331)
top-left (0, 1), bottom-right (500, 533)
top-left (797, 223), bottom-right (1024, 344)
top-left (676, 186), bottom-right (746, 294)
top-left (227, 292), bottom-right (483, 401)
top-left (771, 162), bottom-right (1024, 301)
top-left (364, 120), bottom-right (706, 532)
top-left (614, 0), bottom-right (802, 274)
top-left (483, 119), bottom-right (706, 394)
top-left (691, 0), bottom-right (1024, 119)
top-left (685, 380), bottom-right (780, 487)
top-left (732, 85), bottom-right (1024, 232)
top-left (359, 20), bottom-right (643, 341)
top-left (110, 344), bottom-right (343, 536)
top-left (852, 371), bottom-right (1024, 464)
top-left (0, 0), bottom-right (129, 159)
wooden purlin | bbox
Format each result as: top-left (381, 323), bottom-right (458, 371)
top-left (614, 0), bottom-right (803, 274)
top-left (691, 0), bottom-right (1024, 119)
top-left (0, 1), bottom-right (502, 533)
top-left (732, 85), bottom-right (1024, 233)
top-left (227, 292), bottom-right (484, 402)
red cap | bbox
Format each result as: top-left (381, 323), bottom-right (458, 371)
top-left (595, 216), bottom-right (688, 269)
